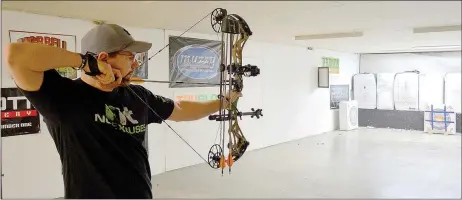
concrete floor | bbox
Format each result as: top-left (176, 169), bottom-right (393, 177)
top-left (152, 128), bottom-right (461, 199)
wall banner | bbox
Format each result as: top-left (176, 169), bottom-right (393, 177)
top-left (168, 36), bottom-right (222, 88)
top-left (1, 88), bottom-right (41, 137)
top-left (322, 57), bottom-right (340, 74)
top-left (9, 30), bottom-right (78, 79)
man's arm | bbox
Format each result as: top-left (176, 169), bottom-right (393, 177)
top-left (3, 42), bottom-right (87, 91)
top-left (3, 43), bottom-right (91, 124)
top-left (168, 91), bottom-right (241, 122)
top-left (142, 89), bottom-right (232, 123)
top-left (167, 100), bottom-right (222, 122)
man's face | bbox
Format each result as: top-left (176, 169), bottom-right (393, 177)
top-left (98, 50), bottom-right (140, 86)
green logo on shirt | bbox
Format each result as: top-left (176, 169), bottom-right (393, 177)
top-left (94, 104), bottom-right (146, 134)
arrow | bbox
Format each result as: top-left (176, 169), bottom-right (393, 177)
top-left (130, 78), bottom-right (224, 86)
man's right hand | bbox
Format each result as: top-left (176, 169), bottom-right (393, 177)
top-left (93, 60), bottom-right (122, 87)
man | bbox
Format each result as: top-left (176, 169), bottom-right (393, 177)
top-left (3, 23), bottom-right (240, 199)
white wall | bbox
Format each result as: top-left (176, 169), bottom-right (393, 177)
top-left (1, 10), bottom-right (359, 198)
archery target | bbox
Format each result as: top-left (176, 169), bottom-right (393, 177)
top-left (394, 72), bottom-right (419, 111)
top-left (353, 74), bottom-right (377, 109)
top-left (376, 73), bottom-right (395, 110)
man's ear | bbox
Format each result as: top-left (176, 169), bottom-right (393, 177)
top-left (97, 52), bottom-right (109, 61)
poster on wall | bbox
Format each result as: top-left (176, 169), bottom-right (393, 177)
top-left (9, 30), bottom-right (78, 79)
top-left (1, 88), bottom-right (41, 137)
top-left (330, 85), bottom-right (350, 109)
top-left (376, 73), bottom-right (395, 110)
top-left (322, 57), bottom-right (340, 74)
top-left (133, 51), bottom-right (149, 79)
top-left (353, 73), bottom-right (377, 109)
top-left (168, 36), bottom-right (222, 88)
top-left (394, 72), bottom-right (419, 111)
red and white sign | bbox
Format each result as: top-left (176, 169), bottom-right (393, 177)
top-left (1, 88), bottom-right (41, 137)
top-left (8, 30), bottom-right (78, 79)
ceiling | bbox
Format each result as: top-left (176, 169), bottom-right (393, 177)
top-left (2, 1), bottom-right (461, 53)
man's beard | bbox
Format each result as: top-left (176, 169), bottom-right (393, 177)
top-left (120, 72), bottom-right (134, 87)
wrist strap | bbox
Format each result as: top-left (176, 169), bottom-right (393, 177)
top-left (84, 53), bottom-right (102, 76)
top-left (77, 54), bottom-right (87, 70)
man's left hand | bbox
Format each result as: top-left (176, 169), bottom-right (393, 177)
top-left (221, 91), bottom-right (242, 109)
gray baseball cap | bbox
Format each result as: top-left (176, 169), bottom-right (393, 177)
top-left (81, 23), bottom-right (152, 54)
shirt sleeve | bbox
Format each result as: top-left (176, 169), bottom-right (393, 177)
top-left (138, 87), bottom-right (175, 124)
top-left (18, 69), bottom-right (76, 124)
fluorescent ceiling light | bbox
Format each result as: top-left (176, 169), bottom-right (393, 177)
top-left (413, 25), bottom-right (461, 33)
top-left (372, 45), bottom-right (461, 53)
top-left (294, 31), bottom-right (363, 40)
top-left (412, 45), bottom-right (461, 50)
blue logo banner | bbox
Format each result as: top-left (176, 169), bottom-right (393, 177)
top-left (169, 36), bottom-right (222, 88)
top-left (174, 45), bottom-right (220, 79)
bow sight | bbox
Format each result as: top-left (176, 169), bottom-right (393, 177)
top-left (226, 64), bottom-right (260, 77)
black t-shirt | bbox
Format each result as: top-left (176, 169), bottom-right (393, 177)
top-left (19, 69), bottom-right (174, 199)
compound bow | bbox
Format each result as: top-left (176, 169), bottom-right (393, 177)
top-left (127, 8), bottom-right (263, 175)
